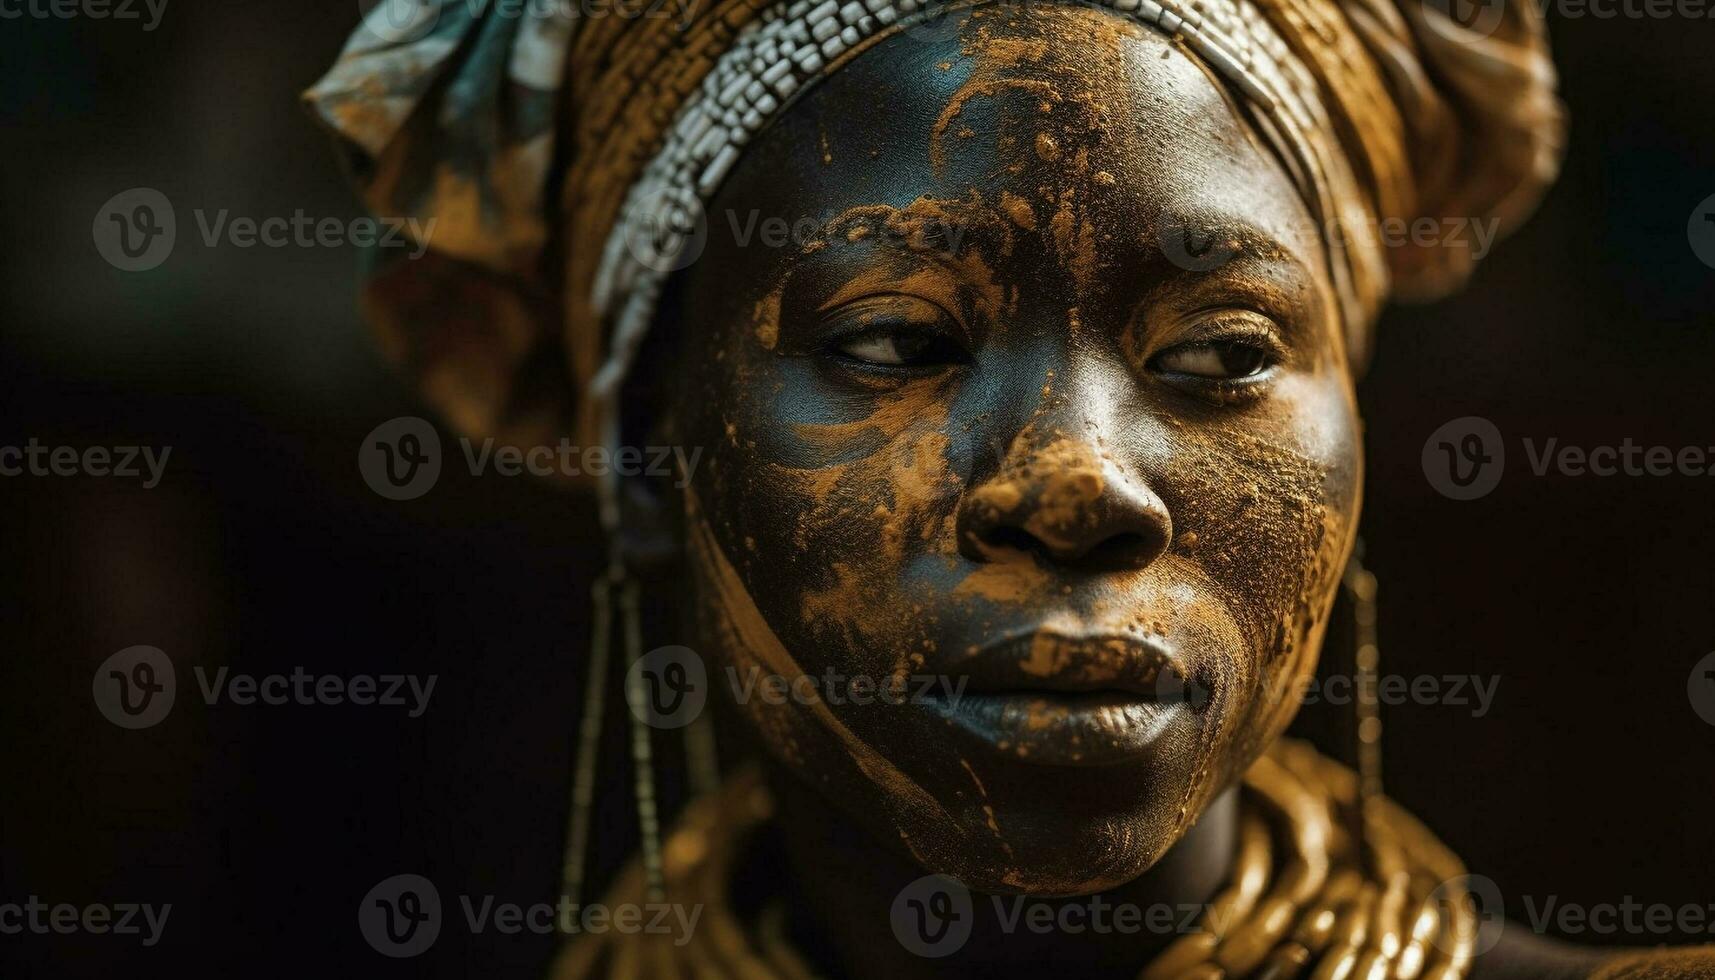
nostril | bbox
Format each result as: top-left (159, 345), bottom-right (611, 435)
top-left (1080, 531), bottom-right (1158, 571)
top-left (967, 525), bottom-right (1162, 570)
top-left (974, 525), bottom-right (1047, 559)
top-left (955, 444), bottom-right (1172, 570)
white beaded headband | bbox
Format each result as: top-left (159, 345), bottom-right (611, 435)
top-left (585, 0), bottom-right (1315, 537)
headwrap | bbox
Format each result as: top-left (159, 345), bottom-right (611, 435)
top-left (306, 0), bottom-right (1562, 521)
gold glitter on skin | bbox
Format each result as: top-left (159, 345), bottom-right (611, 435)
top-left (670, 5), bottom-right (1360, 897)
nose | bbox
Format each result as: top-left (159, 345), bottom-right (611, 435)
top-left (956, 437), bottom-right (1172, 571)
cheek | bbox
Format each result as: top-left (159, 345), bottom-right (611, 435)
top-left (682, 508), bottom-right (825, 771)
top-left (685, 509), bottom-right (965, 857)
top-left (687, 321), bottom-right (969, 682)
top-left (1164, 371), bottom-right (1360, 752)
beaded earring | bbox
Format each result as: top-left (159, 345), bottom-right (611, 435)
top-left (561, 558), bottom-right (725, 923)
top-left (1342, 542), bottom-right (1383, 846)
top-left (560, 562), bottom-right (669, 926)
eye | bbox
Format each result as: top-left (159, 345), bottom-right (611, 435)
top-left (1151, 339), bottom-right (1274, 380)
top-left (822, 295), bottom-right (968, 370)
top-left (835, 327), bottom-right (964, 367)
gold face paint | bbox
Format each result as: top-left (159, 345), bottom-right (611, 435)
top-left (670, 5), bottom-right (1360, 894)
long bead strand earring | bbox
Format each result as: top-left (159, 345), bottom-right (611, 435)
top-left (1343, 543), bottom-right (1383, 836)
top-left (618, 574), bottom-right (667, 903)
top-left (561, 566), bottom-right (621, 932)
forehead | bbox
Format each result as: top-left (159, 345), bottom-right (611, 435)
top-left (702, 3), bottom-right (1322, 284)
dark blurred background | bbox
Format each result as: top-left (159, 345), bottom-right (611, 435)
top-left (1, 3), bottom-right (1712, 977)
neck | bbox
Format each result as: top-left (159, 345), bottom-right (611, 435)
top-left (765, 761), bottom-right (1238, 980)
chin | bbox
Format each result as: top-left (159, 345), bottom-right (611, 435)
top-left (919, 804), bottom-right (1177, 897)
top-left (866, 754), bottom-right (1196, 896)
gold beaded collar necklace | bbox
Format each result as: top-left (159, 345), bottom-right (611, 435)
top-left (550, 739), bottom-right (1481, 980)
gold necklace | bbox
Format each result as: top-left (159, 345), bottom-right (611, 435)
top-left (550, 739), bottom-right (1479, 980)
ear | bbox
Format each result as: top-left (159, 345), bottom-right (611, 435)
top-left (610, 306), bottom-right (691, 569)
top-left (614, 452), bottom-right (684, 569)
top-left (608, 273), bottom-right (701, 570)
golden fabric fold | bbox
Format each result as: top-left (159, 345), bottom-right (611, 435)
top-left (306, 0), bottom-right (1564, 453)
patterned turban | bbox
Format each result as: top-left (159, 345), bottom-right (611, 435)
top-left (305, 0), bottom-right (1563, 514)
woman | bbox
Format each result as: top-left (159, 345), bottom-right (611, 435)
top-left (307, 0), bottom-right (1713, 975)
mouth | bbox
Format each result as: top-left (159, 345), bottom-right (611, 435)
top-left (920, 631), bottom-right (1204, 767)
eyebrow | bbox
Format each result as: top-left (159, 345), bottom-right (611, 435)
top-left (818, 207), bottom-right (984, 263)
top-left (1152, 215), bottom-right (1316, 276)
top-left (1134, 217), bottom-right (1327, 335)
top-left (806, 244), bottom-right (1010, 340)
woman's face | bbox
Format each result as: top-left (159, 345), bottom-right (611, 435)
top-left (668, 4), bottom-right (1361, 895)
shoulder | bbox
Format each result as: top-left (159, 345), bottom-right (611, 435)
top-left (1587, 946), bottom-right (1715, 979)
top-left (1472, 926), bottom-right (1715, 979)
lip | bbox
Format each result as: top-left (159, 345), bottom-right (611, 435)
top-left (921, 630), bottom-right (1200, 766)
